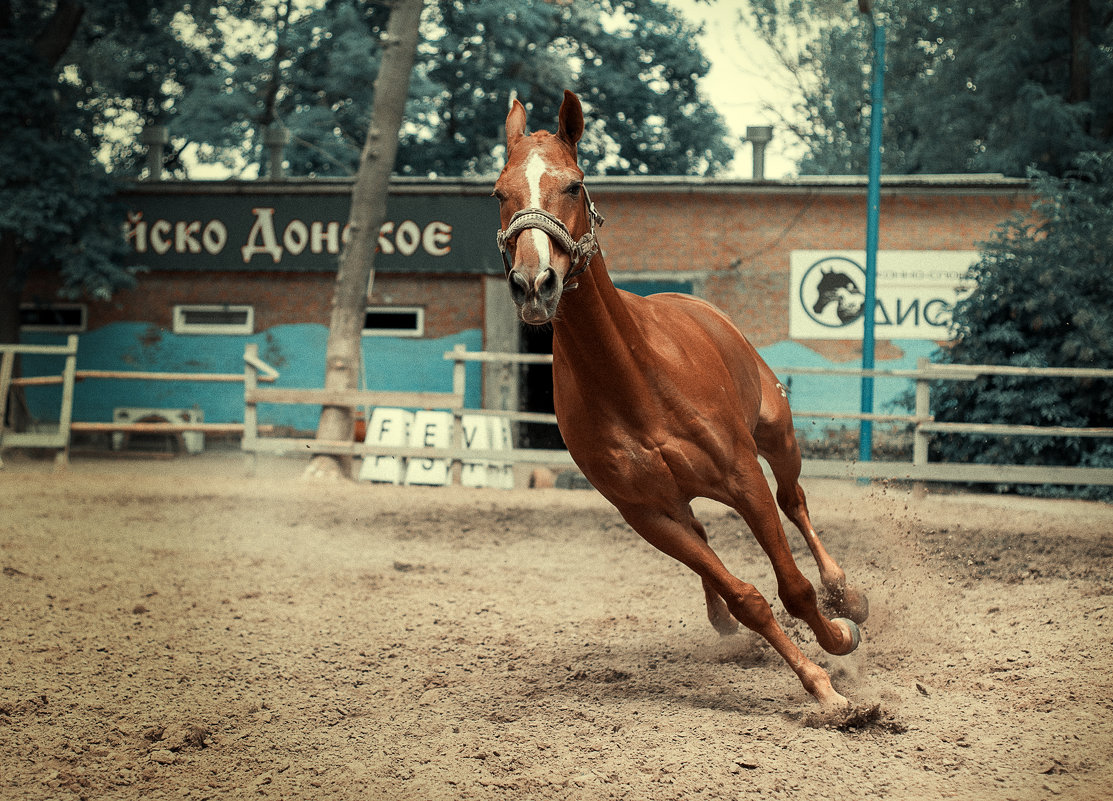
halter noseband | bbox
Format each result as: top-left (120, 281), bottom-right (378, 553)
top-left (495, 185), bottom-right (605, 286)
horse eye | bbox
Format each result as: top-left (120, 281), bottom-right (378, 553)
top-left (492, 189), bottom-right (507, 203)
top-left (565, 182), bottom-right (582, 197)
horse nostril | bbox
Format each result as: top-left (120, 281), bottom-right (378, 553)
top-left (508, 270), bottom-right (529, 305)
top-left (536, 268), bottom-right (560, 302)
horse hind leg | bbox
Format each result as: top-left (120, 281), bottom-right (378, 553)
top-left (620, 505), bottom-right (850, 709)
top-left (757, 425), bottom-right (870, 624)
top-left (689, 506), bottom-right (739, 636)
top-left (726, 461), bottom-right (861, 661)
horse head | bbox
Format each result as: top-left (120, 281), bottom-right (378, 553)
top-left (493, 90), bottom-right (603, 325)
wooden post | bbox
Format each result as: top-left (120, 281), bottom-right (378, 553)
top-left (0, 350), bottom-right (13, 430)
top-left (54, 334), bottom-right (78, 469)
top-left (449, 343), bottom-right (467, 485)
top-left (243, 344), bottom-right (260, 475)
top-left (0, 349), bottom-right (13, 468)
top-left (913, 357), bottom-right (931, 496)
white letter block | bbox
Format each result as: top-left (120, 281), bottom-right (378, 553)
top-left (488, 417), bottom-right (515, 490)
top-left (460, 414), bottom-right (490, 488)
top-left (358, 408), bottom-right (413, 484)
top-left (404, 410), bottom-right (452, 486)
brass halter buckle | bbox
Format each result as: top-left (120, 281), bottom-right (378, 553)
top-left (495, 186), bottom-right (605, 285)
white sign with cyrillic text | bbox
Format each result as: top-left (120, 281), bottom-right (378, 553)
top-left (789, 250), bottom-right (978, 340)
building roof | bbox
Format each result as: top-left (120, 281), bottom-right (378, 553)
top-left (121, 173), bottom-right (1032, 198)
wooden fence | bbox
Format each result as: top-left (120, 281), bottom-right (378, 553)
top-left (241, 344), bottom-right (570, 479)
top-left (6, 337), bottom-right (1112, 487)
top-left (438, 349), bottom-right (1113, 487)
top-left (0, 337), bottom-right (78, 466)
top-left (1, 339), bottom-right (278, 466)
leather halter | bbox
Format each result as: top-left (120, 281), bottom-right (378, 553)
top-left (495, 185), bottom-right (605, 286)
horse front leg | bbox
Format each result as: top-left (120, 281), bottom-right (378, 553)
top-left (618, 504), bottom-right (850, 709)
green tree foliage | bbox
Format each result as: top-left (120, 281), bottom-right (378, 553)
top-left (745, 0), bottom-right (1113, 176)
top-left (175, 0), bottom-right (733, 178)
top-left (3, 0), bottom-right (731, 342)
top-left (413, 0), bottom-right (733, 176)
top-left (930, 152), bottom-right (1113, 497)
top-left (0, 41), bottom-right (130, 302)
top-left (1, 0), bottom-right (223, 345)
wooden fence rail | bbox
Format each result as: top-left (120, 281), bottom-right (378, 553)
top-left (0, 336), bottom-right (79, 465)
top-left (240, 344), bottom-right (572, 476)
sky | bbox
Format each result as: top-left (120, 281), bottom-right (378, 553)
top-left (670, 0), bottom-right (804, 178)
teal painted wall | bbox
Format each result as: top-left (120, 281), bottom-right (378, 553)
top-left (20, 324), bottom-right (483, 432)
top-left (758, 339), bottom-right (935, 437)
top-left (19, 321), bottom-right (930, 440)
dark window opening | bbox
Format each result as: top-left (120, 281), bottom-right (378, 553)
top-left (173, 304), bottom-right (254, 334)
top-left (363, 306), bottom-right (424, 337)
top-left (20, 305), bottom-right (86, 331)
top-left (181, 308), bottom-right (250, 327)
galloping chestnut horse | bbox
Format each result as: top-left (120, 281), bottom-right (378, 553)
top-left (494, 91), bottom-right (869, 708)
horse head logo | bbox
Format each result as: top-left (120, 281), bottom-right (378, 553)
top-left (813, 268), bottom-right (865, 323)
top-left (800, 259), bottom-right (866, 327)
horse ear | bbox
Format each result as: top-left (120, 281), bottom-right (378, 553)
top-left (505, 98), bottom-right (527, 151)
top-left (557, 90), bottom-right (584, 149)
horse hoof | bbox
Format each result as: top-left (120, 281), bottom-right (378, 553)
top-left (827, 586), bottom-right (870, 625)
top-left (833, 617), bottom-right (861, 654)
top-left (843, 587), bottom-right (870, 624)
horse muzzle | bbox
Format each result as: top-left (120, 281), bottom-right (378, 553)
top-left (499, 208), bottom-right (576, 325)
top-left (508, 262), bottom-right (563, 325)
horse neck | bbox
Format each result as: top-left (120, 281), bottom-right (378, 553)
top-left (552, 252), bottom-right (643, 366)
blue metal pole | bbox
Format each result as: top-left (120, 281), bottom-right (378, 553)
top-left (859, 17), bottom-right (885, 463)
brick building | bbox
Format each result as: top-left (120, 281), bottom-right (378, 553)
top-left (18, 174), bottom-right (1031, 438)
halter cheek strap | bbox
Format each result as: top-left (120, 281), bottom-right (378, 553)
top-left (495, 186), bottom-right (605, 285)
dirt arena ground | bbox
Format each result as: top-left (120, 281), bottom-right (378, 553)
top-left (2, 452), bottom-right (1111, 800)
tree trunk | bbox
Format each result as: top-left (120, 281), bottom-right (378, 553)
top-left (32, 0), bottom-right (84, 66)
top-left (303, 0), bottom-right (425, 480)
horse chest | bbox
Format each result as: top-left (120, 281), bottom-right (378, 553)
top-left (552, 363), bottom-right (739, 495)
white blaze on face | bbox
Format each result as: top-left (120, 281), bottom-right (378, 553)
top-left (524, 151), bottom-right (551, 272)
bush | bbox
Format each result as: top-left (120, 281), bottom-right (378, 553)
top-left (931, 152), bottom-right (1113, 500)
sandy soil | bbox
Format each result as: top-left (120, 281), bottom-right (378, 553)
top-left (2, 452), bottom-right (1111, 800)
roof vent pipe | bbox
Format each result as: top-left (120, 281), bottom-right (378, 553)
top-left (745, 125), bottom-right (774, 181)
top-left (263, 123), bottom-right (290, 180)
top-left (139, 124), bottom-right (169, 181)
